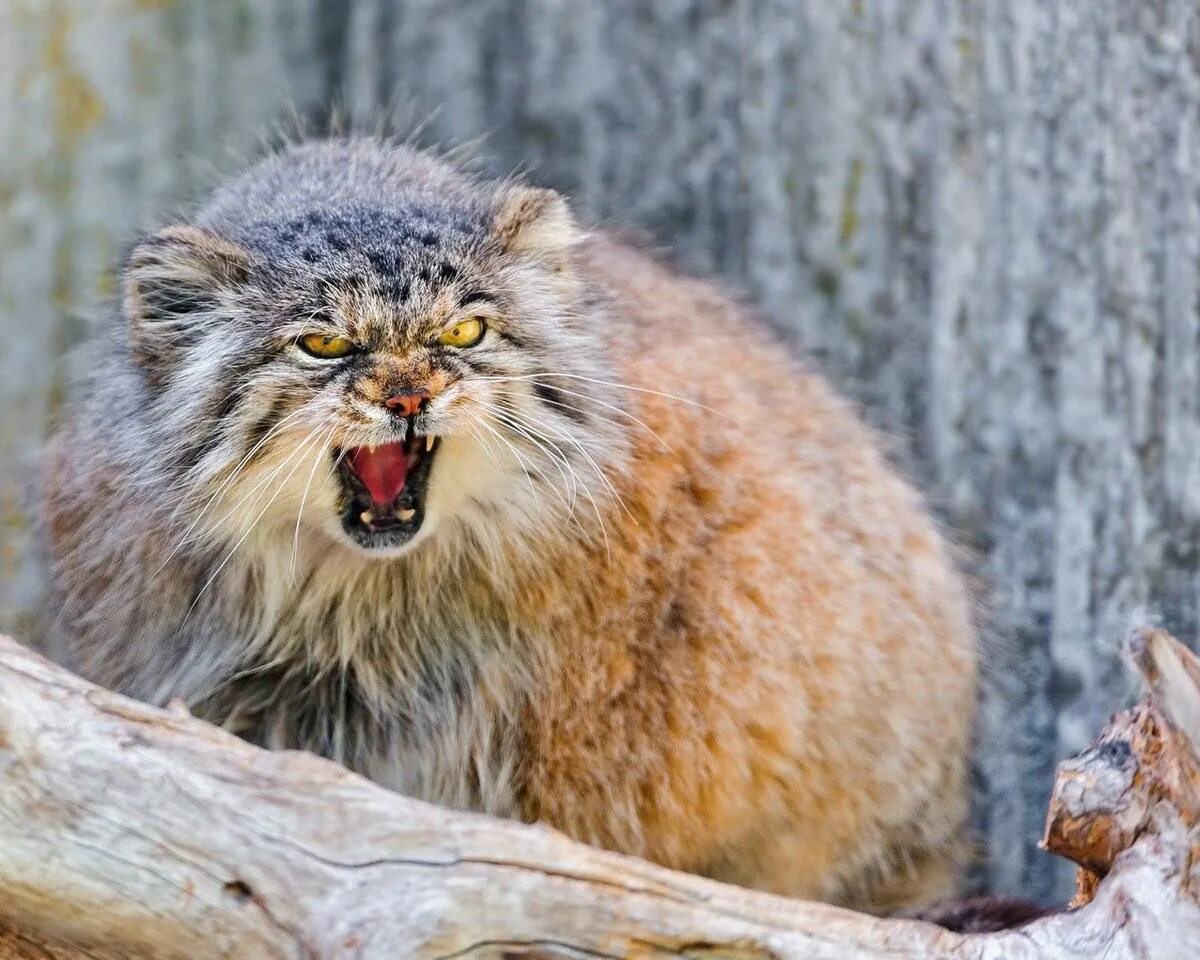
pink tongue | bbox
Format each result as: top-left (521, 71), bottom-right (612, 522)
top-left (349, 442), bottom-right (408, 505)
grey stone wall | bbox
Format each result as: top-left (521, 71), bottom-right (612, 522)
top-left (3, 0), bottom-right (1198, 901)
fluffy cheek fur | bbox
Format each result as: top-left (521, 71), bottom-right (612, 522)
top-left (196, 418), bottom-right (336, 555)
top-left (200, 379), bottom-right (570, 563)
top-left (419, 380), bottom-right (613, 554)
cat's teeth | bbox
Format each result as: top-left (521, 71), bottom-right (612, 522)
top-left (425, 435), bottom-right (435, 452)
top-left (368, 444), bottom-right (377, 454)
top-left (359, 510), bottom-right (374, 525)
top-left (396, 507), bottom-right (416, 522)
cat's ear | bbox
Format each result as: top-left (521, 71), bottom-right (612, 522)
top-left (123, 225), bottom-right (251, 374)
top-left (490, 186), bottom-right (577, 270)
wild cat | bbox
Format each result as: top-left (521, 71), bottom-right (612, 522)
top-left (41, 136), bottom-right (976, 912)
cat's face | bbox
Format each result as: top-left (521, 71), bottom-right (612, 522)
top-left (123, 189), bottom-right (622, 561)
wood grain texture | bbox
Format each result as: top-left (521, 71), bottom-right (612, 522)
top-left (2, 632), bottom-right (1199, 959)
top-left (2, 0), bottom-right (1199, 902)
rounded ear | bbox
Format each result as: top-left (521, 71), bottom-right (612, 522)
top-left (489, 186), bottom-right (578, 269)
top-left (123, 225), bottom-right (250, 376)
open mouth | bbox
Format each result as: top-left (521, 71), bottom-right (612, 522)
top-left (334, 429), bottom-right (439, 550)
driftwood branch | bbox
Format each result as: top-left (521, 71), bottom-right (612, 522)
top-left (1, 631), bottom-right (1198, 959)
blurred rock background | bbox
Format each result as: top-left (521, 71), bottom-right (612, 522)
top-left (2, 0), bottom-right (1198, 903)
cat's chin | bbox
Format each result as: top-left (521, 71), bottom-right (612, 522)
top-left (321, 512), bottom-right (438, 559)
top-left (336, 496), bottom-right (428, 553)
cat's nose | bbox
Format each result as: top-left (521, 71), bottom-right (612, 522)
top-left (384, 388), bottom-right (430, 417)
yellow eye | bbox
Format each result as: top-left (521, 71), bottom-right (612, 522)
top-left (437, 317), bottom-right (486, 348)
top-left (299, 333), bottom-right (355, 359)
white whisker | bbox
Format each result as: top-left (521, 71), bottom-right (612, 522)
top-left (155, 405), bottom-right (317, 573)
top-left (479, 375), bottom-right (676, 454)
top-left (290, 424), bottom-right (337, 581)
top-left (478, 371), bottom-right (732, 420)
top-left (183, 425), bottom-right (329, 620)
top-left (486, 394), bottom-right (634, 524)
top-left (470, 398), bottom-right (612, 558)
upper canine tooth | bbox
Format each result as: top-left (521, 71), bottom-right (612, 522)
top-left (425, 435), bottom-right (435, 452)
top-left (368, 444), bottom-right (377, 454)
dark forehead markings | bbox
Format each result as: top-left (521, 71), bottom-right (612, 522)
top-left (246, 205), bottom-right (491, 319)
top-left (248, 202), bottom-right (479, 259)
top-left (384, 277), bottom-right (412, 303)
top-left (364, 248), bottom-right (398, 275)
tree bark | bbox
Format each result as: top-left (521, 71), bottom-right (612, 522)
top-left (1, 630), bottom-right (1198, 960)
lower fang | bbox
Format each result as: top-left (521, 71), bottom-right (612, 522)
top-left (396, 507), bottom-right (416, 522)
top-left (360, 510), bottom-right (374, 525)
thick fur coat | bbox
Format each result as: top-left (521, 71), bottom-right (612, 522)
top-left (42, 137), bottom-right (977, 911)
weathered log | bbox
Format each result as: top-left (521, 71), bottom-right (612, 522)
top-left (0, 924), bottom-right (88, 960)
top-left (0, 630), bottom-right (1198, 959)
top-left (1041, 627), bottom-right (1200, 913)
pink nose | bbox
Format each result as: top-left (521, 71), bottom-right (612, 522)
top-left (384, 388), bottom-right (430, 417)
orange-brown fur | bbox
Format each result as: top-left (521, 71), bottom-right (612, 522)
top-left (516, 239), bottom-right (976, 906)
